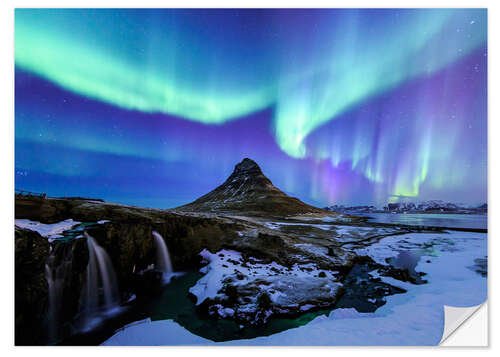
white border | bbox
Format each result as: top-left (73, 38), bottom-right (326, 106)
top-left (2, 1), bottom-right (496, 356)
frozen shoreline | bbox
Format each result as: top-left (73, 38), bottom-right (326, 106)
top-left (103, 230), bottom-right (487, 346)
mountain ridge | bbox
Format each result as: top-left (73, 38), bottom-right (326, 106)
top-left (175, 158), bottom-right (326, 216)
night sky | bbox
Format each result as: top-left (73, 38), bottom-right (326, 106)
top-left (15, 9), bottom-right (487, 208)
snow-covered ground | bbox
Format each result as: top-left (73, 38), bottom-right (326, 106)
top-left (264, 222), bottom-right (335, 231)
top-left (15, 218), bottom-right (81, 242)
top-left (264, 221), bottom-right (397, 245)
top-left (103, 230), bottom-right (487, 346)
top-left (286, 214), bottom-right (353, 224)
top-left (189, 249), bottom-right (341, 322)
top-left (102, 318), bottom-right (209, 346)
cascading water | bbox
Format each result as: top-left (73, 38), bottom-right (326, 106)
top-left (45, 264), bottom-right (55, 339)
top-left (44, 243), bottom-right (74, 344)
top-left (80, 232), bottom-right (120, 329)
top-left (152, 231), bottom-right (173, 278)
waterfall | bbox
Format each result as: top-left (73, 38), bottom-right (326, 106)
top-left (80, 232), bottom-right (120, 328)
top-left (44, 244), bottom-right (74, 344)
top-left (152, 231), bottom-right (173, 274)
top-left (45, 263), bottom-right (56, 342)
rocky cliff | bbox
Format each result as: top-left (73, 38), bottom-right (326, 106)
top-left (15, 227), bottom-right (50, 345)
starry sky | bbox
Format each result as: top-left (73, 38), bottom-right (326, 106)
top-left (15, 9), bottom-right (487, 208)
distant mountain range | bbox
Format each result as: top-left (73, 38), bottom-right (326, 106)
top-left (176, 158), bottom-right (487, 216)
top-left (325, 200), bottom-right (487, 214)
top-left (175, 158), bottom-right (327, 216)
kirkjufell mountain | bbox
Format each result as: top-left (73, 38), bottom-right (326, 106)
top-left (175, 158), bottom-right (326, 215)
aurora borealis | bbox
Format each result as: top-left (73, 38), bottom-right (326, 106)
top-left (15, 9), bottom-right (487, 208)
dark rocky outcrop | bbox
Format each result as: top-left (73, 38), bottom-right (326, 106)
top-left (15, 195), bottom-right (168, 224)
top-left (15, 227), bottom-right (50, 345)
top-left (46, 238), bottom-right (89, 339)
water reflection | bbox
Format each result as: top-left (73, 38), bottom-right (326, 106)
top-left (358, 213), bottom-right (486, 229)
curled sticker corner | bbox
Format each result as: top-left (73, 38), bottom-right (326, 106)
top-left (439, 302), bottom-right (485, 345)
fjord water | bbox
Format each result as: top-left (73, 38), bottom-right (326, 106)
top-left (359, 213), bottom-right (486, 230)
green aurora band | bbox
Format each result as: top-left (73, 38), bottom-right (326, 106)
top-left (15, 9), bottom-right (487, 202)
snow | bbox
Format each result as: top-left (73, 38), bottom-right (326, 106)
top-left (335, 226), bottom-right (376, 235)
top-left (353, 231), bottom-right (470, 265)
top-left (103, 230), bottom-right (486, 346)
top-left (189, 249), bottom-right (238, 305)
top-left (300, 304), bottom-right (315, 311)
top-left (294, 243), bottom-right (329, 257)
top-left (212, 304), bottom-right (236, 318)
top-left (225, 230), bottom-right (487, 345)
top-left (102, 319), bottom-right (209, 346)
top-left (15, 218), bottom-right (80, 241)
top-left (264, 222), bottom-right (334, 231)
top-left (189, 249), bottom-right (340, 307)
top-left (322, 215), bottom-right (353, 223)
top-left (264, 221), bottom-right (396, 244)
top-left (368, 269), bottom-right (382, 279)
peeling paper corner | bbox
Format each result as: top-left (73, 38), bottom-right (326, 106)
top-left (439, 302), bottom-right (488, 346)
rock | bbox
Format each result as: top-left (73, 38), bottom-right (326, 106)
top-left (15, 227), bottom-right (50, 345)
top-left (257, 291), bottom-right (272, 309)
top-left (191, 249), bottom-right (344, 325)
top-left (47, 238), bottom-right (89, 333)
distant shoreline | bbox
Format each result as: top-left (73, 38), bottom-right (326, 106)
top-left (349, 211), bottom-right (487, 215)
